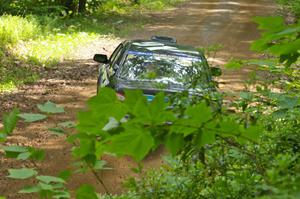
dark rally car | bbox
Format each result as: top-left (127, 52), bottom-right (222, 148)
top-left (93, 36), bottom-right (221, 101)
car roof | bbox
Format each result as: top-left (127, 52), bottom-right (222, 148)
top-left (126, 39), bottom-right (202, 58)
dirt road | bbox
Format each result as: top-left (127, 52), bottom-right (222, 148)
top-left (0, 0), bottom-right (276, 198)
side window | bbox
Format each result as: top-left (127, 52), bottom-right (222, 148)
top-left (109, 44), bottom-right (123, 65)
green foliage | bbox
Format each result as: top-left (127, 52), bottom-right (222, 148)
top-left (251, 16), bottom-right (300, 67)
top-left (0, 15), bottom-right (40, 47)
top-left (0, 108), bottom-right (19, 136)
top-left (37, 101), bottom-right (65, 114)
top-left (18, 113), bottom-right (47, 122)
top-left (2, 145), bottom-right (45, 161)
top-left (19, 175), bottom-right (70, 199)
top-left (73, 87), bottom-right (260, 167)
top-left (277, 0), bottom-right (300, 17)
top-left (7, 168), bottom-right (38, 179)
top-left (76, 185), bottom-right (98, 199)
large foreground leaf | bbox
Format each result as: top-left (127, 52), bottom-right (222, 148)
top-left (106, 126), bottom-right (155, 161)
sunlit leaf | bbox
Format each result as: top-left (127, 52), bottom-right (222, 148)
top-left (48, 127), bottom-right (66, 136)
top-left (93, 160), bottom-right (108, 170)
top-left (19, 185), bottom-right (41, 193)
top-left (17, 152), bottom-right (31, 160)
top-left (3, 145), bottom-right (28, 158)
top-left (36, 175), bottom-right (65, 184)
top-left (7, 168), bottom-right (37, 179)
top-left (37, 101), bottom-right (64, 114)
top-left (53, 190), bottom-right (71, 199)
top-left (18, 113), bottom-right (47, 122)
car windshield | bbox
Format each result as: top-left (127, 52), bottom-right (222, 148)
top-left (118, 50), bottom-right (211, 88)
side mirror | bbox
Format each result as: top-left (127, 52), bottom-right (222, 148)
top-left (93, 54), bottom-right (108, 63)
top-left (210, 66), bottom-right (222, 77)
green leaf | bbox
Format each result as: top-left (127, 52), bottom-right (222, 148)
top-left (18, 113), bottom-right (47, 122)
top-left (17, 152), bottom-right (31, 160)
top-left (3, 145), bottom-right (44, 161)
top-left (277, 96), bottom-right (299, 109)
top-left (87, 87), bottom-right (127, 120)
top-left (76, 111), bottom-right (107, 135)
top-left (253, 16), bottom-right (284, 32)
top-left (240, 92), bottom-right (253, 100)
top-left (7, 168), bottom-right (37, 179)
top-left (185, 102), bottom-right (213, 125)
top-left (225, 58), bottom-right (243, 69)
top-left (37, 101), bottom-right (65, 114)
top-left (48, 127), bottom-right (66, 136)
top-left (124, 89), bottom-right (147, 110)
top-left (2, 108), bottom-right (19, 135)
top-left (165, 133), bottom-right (184, 155)
top-left (3, 145), bottom-right (28, 158)
top-left (170, 121), bottom-right (197, 137)
top-left (195, 130), bottom-right (216, 147)
top-left (93, 160), bottom-right (107, 170)
top-left (242, 125), bottom-right (263, 142)
top-left (58, 121), bottom-right (75, 128)
top-left (76, 185), bottom-right (98, 199)
top-left (0, 133), bottom-right (7, 142)
top-left (28, 148), bottom-right (45, 161)
top-left (36, 175), bottom-right (65, 184)
top-left (19, 185), bottom-right (41, 193)
top-left (72, 140), bottom-right (95, 158)
top-left (3, 145), bottom-right (28, 153)
top-left (219, 118), bottom-right (241, 136)
top-left (53, 190), bottom-right (70, 199)
top-left (106, 126), bottom-right (155, 161)
top-left (39, 182), bottom-right (54, 190)
top-left (58, 170), bottom-right (72, 181)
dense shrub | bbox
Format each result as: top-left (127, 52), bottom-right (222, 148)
top-left (277, 0), bottom-right (300, 17)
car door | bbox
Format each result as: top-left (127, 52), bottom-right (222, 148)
top-left (98, 43), bottom-right (124, 88)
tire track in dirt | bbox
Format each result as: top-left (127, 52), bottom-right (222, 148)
top-left (0, 0), bottom-right (276, 198)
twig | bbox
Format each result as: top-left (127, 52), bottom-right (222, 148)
top-left (89, 165), bottom-right (112, 198)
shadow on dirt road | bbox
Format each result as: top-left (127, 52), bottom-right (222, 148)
top-left (0, 0), bottom-right (276, 198)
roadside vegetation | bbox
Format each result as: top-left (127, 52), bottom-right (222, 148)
top-left (277, 0), bottom-right (300, 17)
top-left (0, 0), bottom-right (184, 92)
